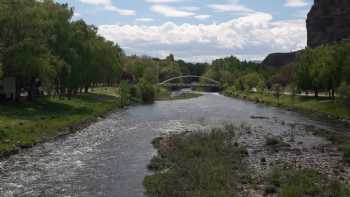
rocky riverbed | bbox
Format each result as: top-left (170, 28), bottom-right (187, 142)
top-left (1, 93), bottom-right (350, 197)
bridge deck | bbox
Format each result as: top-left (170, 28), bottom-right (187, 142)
top-left (160, 83), bottom-right (219, 87)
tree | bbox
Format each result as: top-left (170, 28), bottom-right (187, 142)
top-left (240, 72), bottom-right (265, 91)
top-left (296, 48), bottom-right (317, 97)
top-left (0, 0), bottom-right (124, 100)
top-left (272, 84), bottom-right (282, 104)
top-left (138, 80), bottom-right (155, 103)
top-left (338, 82), bottom-right (350, 105)
top-left (119, 81), bottom-right (130, 107)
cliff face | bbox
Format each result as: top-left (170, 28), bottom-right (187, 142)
top-left (307, 0), bottom-right (350, 47)
top-left (262, 52), bottom-right (298, 68)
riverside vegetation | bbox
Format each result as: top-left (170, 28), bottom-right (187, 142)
top-left (144, 125), bottom-right (350, 197)
top-left (1, 0), bottom-right (350, 196)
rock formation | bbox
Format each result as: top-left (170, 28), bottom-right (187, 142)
top-left (262, 0), bottom-right (350, 68)
top-left (307, 0), bottom-right (350, 47)
top-left (262, 52), bottom-right (298, 68)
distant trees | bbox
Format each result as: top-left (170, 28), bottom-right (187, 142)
top-left (203, 56), bottom-right (263, 89)
top-left (0, 0), bottom-right (123, 100)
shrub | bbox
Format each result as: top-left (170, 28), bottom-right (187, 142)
top-left (138, 80), bottom-right (155, 103)
top-left (130, 85), bottom-right (142, 103)
top-left (338, 82), bottom-right (350, 105)
top-left (272, 84), bottom-right (282, 104)
top-left (118, 80), bottom-right (130, 107)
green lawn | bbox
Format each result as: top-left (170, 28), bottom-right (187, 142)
top-left (228, 91), bottom-right (350, 119)
top-left (0, 91), bottom-right (120, 155)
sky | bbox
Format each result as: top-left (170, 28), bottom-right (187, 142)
top-left (56, 0), bottom-right (313, 62)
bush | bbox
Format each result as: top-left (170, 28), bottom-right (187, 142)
top-left (224, 86), bottom-right (237, 96)
top-left (118, 80), bottom-right (130, 107)
top-left (130, 85), bottom-right (142, 103)
top-left (155, 86), bottom-right (170, 99)
top-left (138, 80), bottom-right (155, 103)
top-left (338, 82), bottom-right (350, 105)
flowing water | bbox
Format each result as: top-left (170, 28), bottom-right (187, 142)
top-left (0, 93), bottom-right (349, 197)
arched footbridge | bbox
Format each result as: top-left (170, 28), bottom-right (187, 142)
top-left (159, 75), bottom-right (220, 88)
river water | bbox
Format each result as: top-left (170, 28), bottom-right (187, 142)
top-left (0, 93), bottom-right (349, 197)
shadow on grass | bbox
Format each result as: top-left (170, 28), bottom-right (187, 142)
top-left (0, 93), bottom-right (118, 121)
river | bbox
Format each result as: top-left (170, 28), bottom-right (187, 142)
top-left (0, 93), bottom-right (349, 197)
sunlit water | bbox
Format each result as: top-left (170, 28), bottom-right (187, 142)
top-left (0, 93), bottom-right (349, 197)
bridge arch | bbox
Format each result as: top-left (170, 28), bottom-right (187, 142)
top-left (159, 75), bottom-right (220, 85)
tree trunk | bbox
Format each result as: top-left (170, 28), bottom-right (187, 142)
top-left (331, 88), bottom-right (335, 100)
top-left (314, 88), bottom-right (318, 98)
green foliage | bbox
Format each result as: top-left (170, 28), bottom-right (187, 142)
top-left (265, 169), bottom-right (350, 197)
top-left (130, 85), bottom-right (143, 103)
top-left (118, 81), bottom-right (130, 107)
top-left (0, 0), bottom-right (123, 100)
top-left (201, 56), bottom-right (270, 89)
top-left (342, 144), bottom-right (350, 162)
top-left (137, 80), bottom-right (155, 103)
top-left (338, 82), bottom-right (350, 105)
top-left (295, 44), bottom-right (350, 98)
top-left (272, 84), bottom-right (282, 103)
top-left (241, 72), bottom-right (265, 91)
top-left (0, 64), bottom-right (3, 79)
top-left (144, 125), bottom-right (247, 197)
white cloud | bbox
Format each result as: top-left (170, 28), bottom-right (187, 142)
top-left (136, 18), bottom-right (154, 22)
top-left (209, 1), bottom-right (254, 14)
top-left (73, 12), bottom-right (81, 17)
top-left (194, 15), bottom-right (211, 20)
top-left (181, 6), bottom-right (200, 11)
top-left (145, 0), bottom-right (186, 3)
top-left (78, 0), bottom-right (135, 16)
top-left (98, 12), bottom-right (306, 62)
top-left (151, 5), bottom-right (195, 17)
top-left (285, 0), bottom-right (308, 7)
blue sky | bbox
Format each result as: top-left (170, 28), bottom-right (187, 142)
top-left (56, 0), bottom-right (313, 62)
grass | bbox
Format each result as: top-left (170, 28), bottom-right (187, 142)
top-left (265, 168), bottom-right (350, 197)
top-left (143, 125), bottom-right (248, 197)
top-left (0, 90), bottom-right (120, 155)
top-left (90, 86), bottom-right (119, 97)
top-left (227, 91), bottom-right (350, 119)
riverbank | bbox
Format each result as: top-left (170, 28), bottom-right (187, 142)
top-left (0, 92), bottom-right (120, 158)
top-left (225, 91), bottom-right (350, 162)
top-left (225, 91), bottom-right (350, 121)
top-left (145, 125), bottom-right (350, 197)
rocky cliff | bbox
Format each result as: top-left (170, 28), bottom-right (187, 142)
top-left (262, 0), bottom-right (350, 68)
top-left (262, 52), bottom-right (298, 68)
top-left (307, 0), bottom-right (350, 47)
